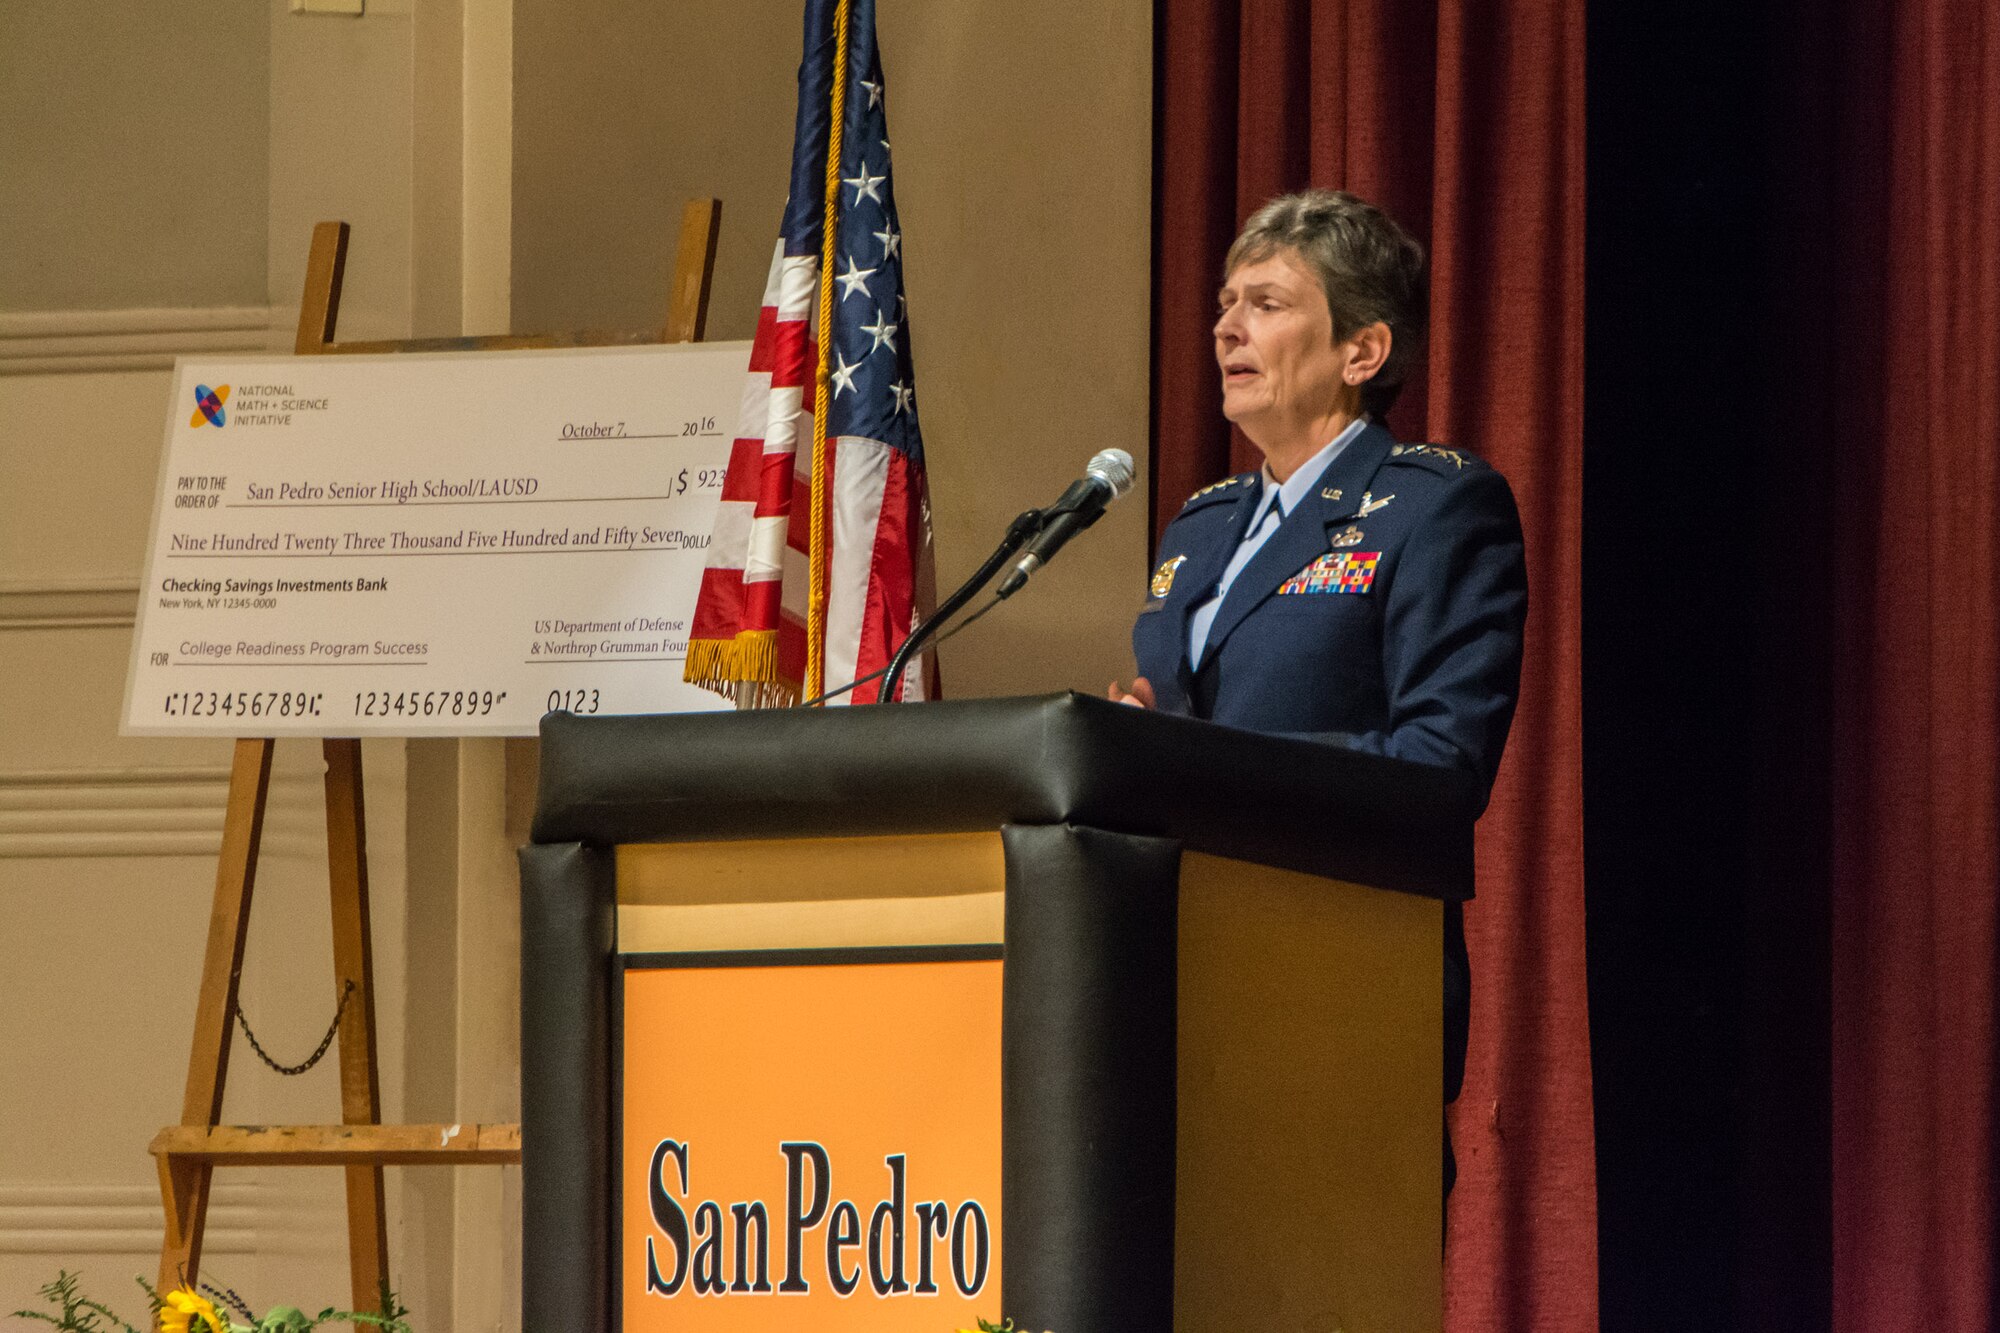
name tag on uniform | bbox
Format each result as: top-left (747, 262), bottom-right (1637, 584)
top-left (1278, 551), bottom-right (1380, 596)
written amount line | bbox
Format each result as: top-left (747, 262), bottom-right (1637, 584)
top-left (165, 545), bottom-right (690, 559)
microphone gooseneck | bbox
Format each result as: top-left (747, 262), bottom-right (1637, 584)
top-left (860, 448), bottom-right (1137, 705)
top-left (867, 505), bottom-right (1045, 705)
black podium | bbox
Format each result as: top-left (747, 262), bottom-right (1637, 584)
top-left (519, 692), bottom-right (1475, 1332)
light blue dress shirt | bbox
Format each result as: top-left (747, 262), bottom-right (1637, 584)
top-left (1187, 417), bottom-right (1368, 667)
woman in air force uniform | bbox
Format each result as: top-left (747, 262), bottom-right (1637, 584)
top-left (1115, 189), bottom-right (1528, 1195)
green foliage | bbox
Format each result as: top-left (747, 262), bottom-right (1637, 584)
top-left (9, 1272), bottom-right (144, 1333)
top-left (12, 1272), bottom-right (416, 1333)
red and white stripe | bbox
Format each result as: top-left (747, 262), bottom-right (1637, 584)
top-left (687, 241), bottom-right (935, 704)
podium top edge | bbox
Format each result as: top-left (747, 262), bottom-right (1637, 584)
top-left (528, 692), bottom-right (1478, 900)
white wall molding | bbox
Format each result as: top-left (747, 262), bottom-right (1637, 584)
top-left (0, 766), bottom-right (230, 859)
top-left (0, 1182), bottom-right (259, 1256)
top-left (0, 306), bottom-right (281, 376)
top-left (0, 766), bottom-right (335, 860)
top-left (0, 579), bottom-right (142, 631)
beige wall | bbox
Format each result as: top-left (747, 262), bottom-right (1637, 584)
top-left (266, 1), bottom-right (415, 342)
top-left (514, 0), bottom-right (1155, 696)
top-left (0, 3), bottom-right (516, 1326)
top-left (0, 0), bottom-right (269, 311)
top-left (1, 1), bottom-right (284, 1308)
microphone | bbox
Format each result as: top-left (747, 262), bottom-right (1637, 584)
top-left (996, 448), bottom-right (1136, 598)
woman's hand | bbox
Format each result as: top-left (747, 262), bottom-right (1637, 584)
top-left (1107, 676), bottom-right (1156, 709)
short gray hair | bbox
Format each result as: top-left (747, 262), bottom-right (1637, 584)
top-left (1225, 189), bottom-right (1428, 417)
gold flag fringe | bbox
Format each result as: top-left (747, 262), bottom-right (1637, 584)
top-left (683, 632), bottom-right (801, 710)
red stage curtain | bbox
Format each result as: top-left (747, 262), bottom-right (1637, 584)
top-left (1813, 0), bottom-right (2000, 1323)
top-left (1153, 3), bottom-right (1594, 1328)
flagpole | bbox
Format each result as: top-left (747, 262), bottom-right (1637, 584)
top-left (805, 0), bottom-right (853, 703)
top-left (687, 0), bottom-right (931, 710)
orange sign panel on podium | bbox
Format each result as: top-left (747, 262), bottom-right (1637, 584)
top-left (619, 951), bottom-right (1003, 1331)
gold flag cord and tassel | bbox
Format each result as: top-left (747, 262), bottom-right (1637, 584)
top-left (804, 0), bottom-right (852, 704)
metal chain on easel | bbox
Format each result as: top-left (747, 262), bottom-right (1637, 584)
top-left (235, 979), bottom-right (355, 1076)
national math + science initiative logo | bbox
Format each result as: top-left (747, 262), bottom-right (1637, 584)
top-left (190, 383), bottom-right (229, 429)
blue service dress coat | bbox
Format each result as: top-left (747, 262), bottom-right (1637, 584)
top-left (1133, 420), bottom-right (1526, 797)
top-left (1131, 419), bottom-right (1528, 1150)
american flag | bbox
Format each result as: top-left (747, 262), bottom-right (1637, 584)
top-left (684, 0), bottom-right (937, 707)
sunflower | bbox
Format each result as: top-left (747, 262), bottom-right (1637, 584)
top-left (158, 1288), bottom-right (229, 1333)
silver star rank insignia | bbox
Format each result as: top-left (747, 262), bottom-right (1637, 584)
top-left (1188, 476), bottom-right (1250, 502)
top-left (1391, 444), bottom-right (1468, 469)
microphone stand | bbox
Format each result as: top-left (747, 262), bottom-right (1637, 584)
top-left (876, 506), bottom-right (1046, 703)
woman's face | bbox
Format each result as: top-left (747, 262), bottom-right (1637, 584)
top-left (1213, 249), bottom-right (1354, 448)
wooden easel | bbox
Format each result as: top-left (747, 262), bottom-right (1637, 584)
top-left (152, 199), bottom-right (722, 1314)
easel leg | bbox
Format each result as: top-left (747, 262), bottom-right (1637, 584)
top-left (158, 737), bottom-right (274, 1298)
top-left (155, 1153), bottom-right (209, 1299)
top-left (323, 738), bottom-right (390, 1311)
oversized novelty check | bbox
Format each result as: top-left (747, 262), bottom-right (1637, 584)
top-left (121, 343), bottom-right (750, 736)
